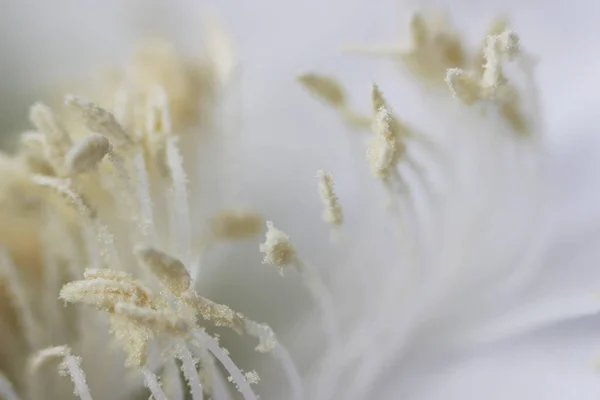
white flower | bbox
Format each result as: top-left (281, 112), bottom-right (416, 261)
top-left (1, 2), bottom-right (600, 400)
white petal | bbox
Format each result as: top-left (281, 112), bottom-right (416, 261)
top-left (451, 294), bottom-right (600, 347)
top-left (551, 125), bottom-right (600, 238)
top-left (376, 317), bottom-right (600, 399)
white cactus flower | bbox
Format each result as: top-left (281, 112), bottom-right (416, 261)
top-left (1, 1), bottom-right (600, 400)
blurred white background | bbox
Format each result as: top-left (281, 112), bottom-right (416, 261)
top-left (1, 0), bottom-right (599, 145)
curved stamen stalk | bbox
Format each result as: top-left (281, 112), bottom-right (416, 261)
top-left (192, 332), bottom-right (259, 400)
top-left (273, 342), bottom-right (305, 400)
top-left (30, 175), bottom-right (118, 268)
top-left (133, 148), bottom-right (158, 243)
top-left (30, 346), bottom-right (93, 400)
top-left (177, 342), bottom-right (204, 400)
top-left (260, 221), bottom-right (341, 348)
top-left (162, 359), bottom-right (185, 400)
top-left (142, 368), bottom-right (169, 400)
top-left (165, 136), bottom-right (192, 265)
top-left (63, 354), bottom-right (93, 400)
top-left (0, 373), bottom-right (19, 400)
top-left (293, 258), bottom-right (341, 347)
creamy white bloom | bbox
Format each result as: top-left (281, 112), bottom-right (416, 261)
top-left (1, 1), bottom-right (600, 400)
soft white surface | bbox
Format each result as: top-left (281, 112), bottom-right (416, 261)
top-left (375, 317), bottom-right (600, 399)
